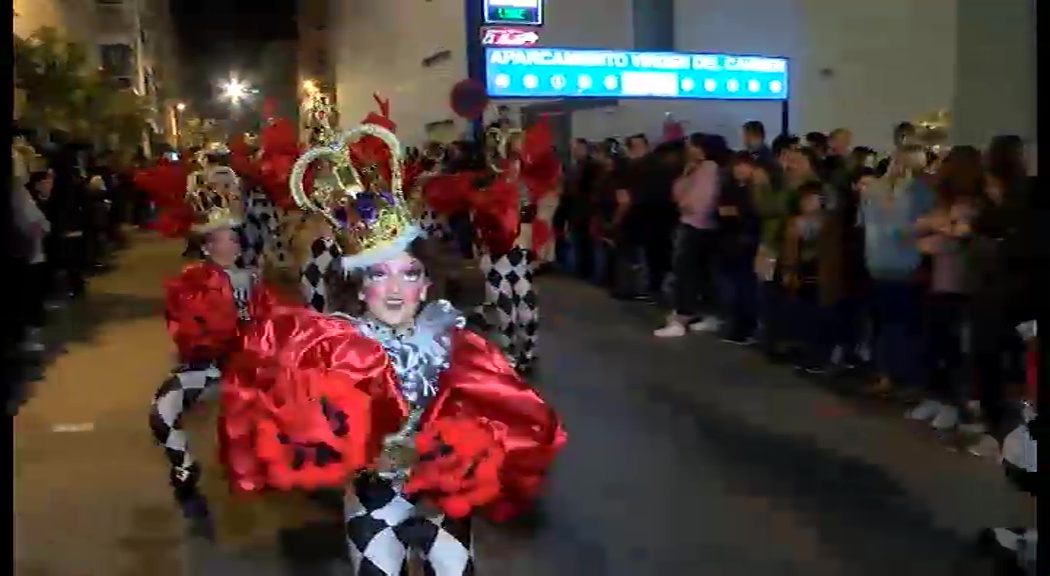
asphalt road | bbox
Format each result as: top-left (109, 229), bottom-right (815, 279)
top-left (13, 233), bottom-right (1032, 576)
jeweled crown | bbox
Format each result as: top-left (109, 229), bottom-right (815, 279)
top-left (187, 166), bottom-right (244, 234)
top-left (289, 124), bottom-right (420, 271)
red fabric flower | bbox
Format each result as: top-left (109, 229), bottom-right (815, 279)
top-left (164, 273), bottom-right (240, 362)
top-left (470, 178), bottom-right (520, 256)
top-left (252, 367), bottom-right (373, 490)
top-left (404, 418), bottom-right (505, 519)
top-left (423, 172), bottom-right (476, 216)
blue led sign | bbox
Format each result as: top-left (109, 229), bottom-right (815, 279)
top-left (484, 47), bottom-right (789, 100)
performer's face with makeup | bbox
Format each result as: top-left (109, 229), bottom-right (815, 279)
top-left (204, 227), bottom-right (242, 268)
top-left (362, 252), bottom-right (429, 329)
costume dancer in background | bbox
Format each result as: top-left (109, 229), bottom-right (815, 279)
top-left (141, 162), bottom-right (282, 526)
top-left (221, 123), bottom-right (566, 575)
top-left (471, 122), bottom-right (560, 374)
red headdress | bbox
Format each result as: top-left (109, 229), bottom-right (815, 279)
top-left (256, 98), bottom-right (302, 209)
top-left (133, 158), bottom-right (194, 238)
top-left (348, 94), bottom-right (398, 190)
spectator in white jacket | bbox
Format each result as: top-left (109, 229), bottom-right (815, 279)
top-left (12, 169), bottom-right (54, 353)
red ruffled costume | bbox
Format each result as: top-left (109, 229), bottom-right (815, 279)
top-left (164, 262), bottom-right (284, 364)
top-left (420, 120), bottom-right (561, 256)
top-left (133, 158), bottom-right (194, 238)
top-left (220, 306), bottom-right (567, 521)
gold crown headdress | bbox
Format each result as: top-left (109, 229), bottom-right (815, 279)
top-left (187, 165), bottom-right (244, 234)
top-left (289, 123), bottom-right (420, 271)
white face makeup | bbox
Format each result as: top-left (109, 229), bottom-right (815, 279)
top-left (360, 252), bottom-right (429, 329)
top-left (204, 227), bottom-right (242, 268)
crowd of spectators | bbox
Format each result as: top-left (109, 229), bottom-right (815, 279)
top-left (6, 126), bottom-right (151, 406)
top-left (553, 120), bottom-right (1043, 461)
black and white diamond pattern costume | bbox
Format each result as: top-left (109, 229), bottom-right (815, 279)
top-left (334, 301), bottom-right (475, 575)
top-left (148, 267), bottom-right (257, 515)
top-left (243, 186), bottom-right (290, 268)
top-left (478, 246), bottom-right (538, 369)
top-left (300, 236), bottom-right (343, 313)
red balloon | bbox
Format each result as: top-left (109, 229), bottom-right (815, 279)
top-left (450, 79), bottom-right (489, 120)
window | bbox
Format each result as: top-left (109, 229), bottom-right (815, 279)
top-left (99, 43), bottom-right (135, 77)
top-left (632, 0), bottom-right (674, 51)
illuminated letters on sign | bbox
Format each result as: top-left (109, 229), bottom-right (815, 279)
top-left (481, 27), bottom-right (540, 46)
top-left (484, 47), bottom-right (789, 100)
top-left (483, 0), bottom-right (543, 26)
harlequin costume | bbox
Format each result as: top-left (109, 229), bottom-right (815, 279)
top-left (220, 123), bottom-right (567, 574)
top-left (141, 162), bottom-right (286, 523)
top-left (469, 122), bottom-right (560, 373)
top-left (225, 135), bottom-right (289, 271)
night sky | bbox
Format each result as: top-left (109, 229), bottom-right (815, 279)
top-left (171, 0), bottom-right (296, 115)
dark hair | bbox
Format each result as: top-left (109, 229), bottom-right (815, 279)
top-left (805, 131), bottom-right (828, 150)
top-left (938, 145), bottom-right (983, 204)
top-left (986, 134), bottom-right (1026, 183)
top-left (626, 133), bottom-right (649, 148)
top-left (850, 167), bottom-right (878, 186)
top-left (26, 170), bottom-right (53, 190)
top-left (686, 133), bottom-right (730, 166)
top-left (798, 147), bottom-right (820, 172)
top-left (596, 138), bottom-right (622, 159)
top-left (797, 180), bottom-right (825, 198)
top-left (742, 121), bottom-right (766, 139)
top-left (894, 122), bottom-right (916, 142)
top-left (323, 237), bottom-right (477, 316)
top-left (772, 134), bottom-right (800, 156)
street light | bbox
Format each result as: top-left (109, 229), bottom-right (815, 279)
top-left (176, 102), bottom-right (186, 112)
top-left (220, 78), bottom-right (249, 103)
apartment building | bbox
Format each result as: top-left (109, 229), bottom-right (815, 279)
top-left (14, 0), bottom-right (181, 150)
top-left (95, 0), bottom-right (182, 147)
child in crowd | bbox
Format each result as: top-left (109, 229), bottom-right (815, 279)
top-left (781, 181), bottom-right (829, 372)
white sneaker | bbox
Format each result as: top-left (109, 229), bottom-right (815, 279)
top-left (906, 399), bottom-right (942, 422)
top-left (930, 404), bottom-right (960, 430)
top-left (688, 317), bottom-right (722, 333)
top-left (653, 322), bottom-right (687, 338)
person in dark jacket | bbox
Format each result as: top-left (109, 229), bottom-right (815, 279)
top-left (965, 139), bottom-right (1041, 453)
top-left (43, 143), bottom-right (90, 299)
top-left (560, 138), bottom-right (598, 279)
top-left (715, 151), bottom-right (761, 343)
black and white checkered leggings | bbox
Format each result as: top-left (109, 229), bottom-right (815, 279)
top-left (345, 473), bottom-right (474, 575)
top-left (147, 362), bottom-right (222, 503)
top-left (477, 247), bottom-right (538, 369)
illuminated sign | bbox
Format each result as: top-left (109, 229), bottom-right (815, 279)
top-left (482, 27), bottom-right (540, 46)
top-left (484, 47), bottom-right (789, 100)
top-left (483, 0), bottom-right (543, 26)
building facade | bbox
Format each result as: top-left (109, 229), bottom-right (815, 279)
top-left (14, 0), bottom-right (181, 151)
top-left (332, 0), bottom-right (1035, 152)
top-left (298, 0), bottom-right (337, 139)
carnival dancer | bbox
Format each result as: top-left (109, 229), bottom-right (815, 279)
top-left (470, 123), bottom-right (560, 373)
top-left (220, 123), bottom-right (566, 575)
top-left (144, 165), bottom-right (284, 525)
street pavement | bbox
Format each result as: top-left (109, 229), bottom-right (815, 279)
top-left (14, 233), bottom-right (1033, 576)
